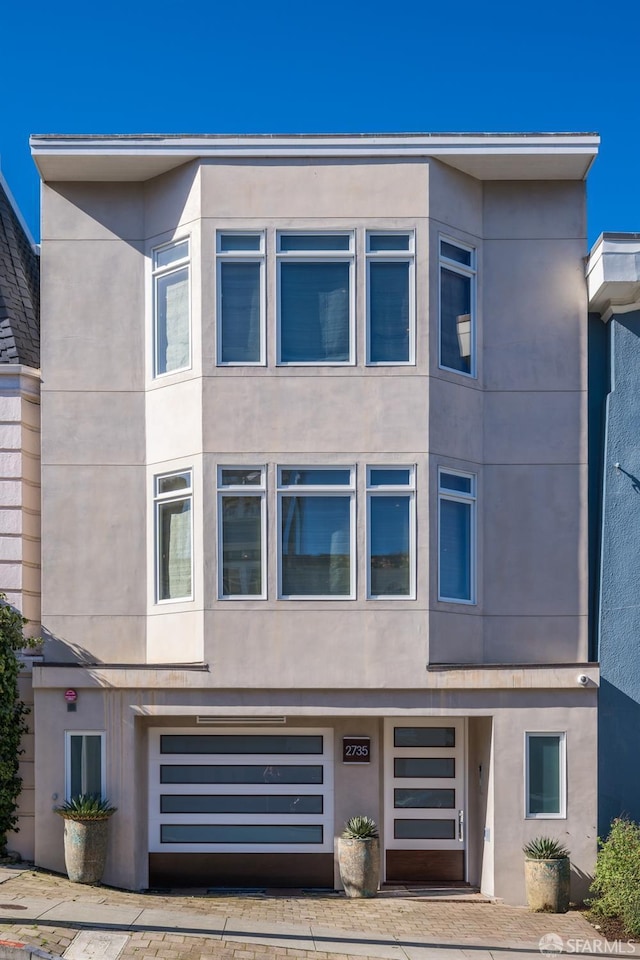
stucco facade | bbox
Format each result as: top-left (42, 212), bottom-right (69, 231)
top-left (31, 133), bottom-right (598, 903)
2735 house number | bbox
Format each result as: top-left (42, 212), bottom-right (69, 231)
top-left (342, 737), bottom-right (371, 763)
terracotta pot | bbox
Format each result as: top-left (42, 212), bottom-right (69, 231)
top-left (63, 818), bottom-right (110, 884)
top-left (338, 837), bottom-right (380, 898)
top-left (524, 857), bottom-right (570, 912)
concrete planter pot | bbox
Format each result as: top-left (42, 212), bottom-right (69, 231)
top-left (524, 857), bottom-right (570, 912)
top-left (62, 818), bottom-right (110, 884)
top-left (338, 837), bottom-right (380, 898)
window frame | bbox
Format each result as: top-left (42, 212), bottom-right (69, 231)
top-left (366, 465), bottom-right (416, 599)
top-left (276, 232), bottom-right (356, 366)
top-left (438, 235), bottom-right (477, 379)
top-left (524, 731), bottom-right (567, 820)
top-left (366, 232), bottom-right (415, 366)
top-left (217, 466), bottom-right (267, 600)
top-left (154, 469), bottom-right (194, 605)
top-left (64, 731), bottom-right (106, 801)
top-left (216, 232), bottom-right (266, 366)
top-left (152, 237), bottom-right (192, 379)
top-left (437, 467), bottom-right (476, 605)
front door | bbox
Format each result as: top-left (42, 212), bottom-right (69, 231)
top-left (384, 718), bottom-right (466, 883)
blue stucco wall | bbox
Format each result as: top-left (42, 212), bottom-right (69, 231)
top-left (598, 310), bottom-right (640, 835)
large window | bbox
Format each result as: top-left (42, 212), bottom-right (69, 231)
top-left (217, 467), bottom-right (266, 598)
top-left (153, 238), bottom-right (190, 377)
top-left (65, 732), bottom-right (105, 800)
top-left (155, 470), bottom-right (193, 602)
top-left (217, 233), bottom-right (265, 364)
top-left (525, 733), bottom-right (566, 818)
top-left (439, 237), bottom-right (476, 376)
top-left (438, 469), bottom-right (476, 603)
top-left (367, 467), bottom-right (415, 598)
top-left (366, 233), bottom-right (414, 364)
top-left (278, 467), bottom-right (355, 598)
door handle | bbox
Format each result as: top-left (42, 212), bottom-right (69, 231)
top-left (458, 809), bottom-right (464, 842)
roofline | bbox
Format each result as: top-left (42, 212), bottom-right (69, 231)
top-left (0, 168), bottom-right (37, 251)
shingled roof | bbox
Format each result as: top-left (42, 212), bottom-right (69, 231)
top-left (0, 175), bottom-right (39, 368)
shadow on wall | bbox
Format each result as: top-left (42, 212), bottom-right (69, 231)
top-left (571, 863), bottom-right (594, 907)
top-left (39, 626), bottom-right (104, 666)
top-left (598, 679), bottom-right (640, 836)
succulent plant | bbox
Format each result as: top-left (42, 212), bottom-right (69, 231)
top-left (523, 836), bottom-right (569, 860)
top-left (342, 815), bottom-right (379, 840)
top-left (54, 795), bottom-right (117, 821)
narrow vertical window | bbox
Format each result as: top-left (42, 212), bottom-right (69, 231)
top-left (155, 470), bottom-right (193, 602)
top-left (65, 732), bottom-right (105, 800)
top-left (153, 239), bottom-right (190, 376)
top-left (217, 233), bottom-right (265, 364)
top-left (438, 469), bottom-right (476, 603)
top-left (217, 467), bottom-right (266, 598)
top-left (439, 238), bottom-right (476, 376)
top-left (367, 233), bottom-right (414, 364)
top-left (526, 733), bottom-right (566, 818)
top-left (367, 467), bottom-right (415, 598)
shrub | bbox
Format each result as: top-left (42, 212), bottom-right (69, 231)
top-left (342, 816), bottom-right (379, 840)
top-left (523, 837), bottom-right (570, 859)
top-left (0, 598), bottom-right (29, 856)
top-left (54, 795), bottom-right (117, 821)
top-left (590, 818), bottom-right (640, 921)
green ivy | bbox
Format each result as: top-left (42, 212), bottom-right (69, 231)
top-left (0, 596), bottom-right (29, 856)
top-left (590, 817), bottom-right (640, 931)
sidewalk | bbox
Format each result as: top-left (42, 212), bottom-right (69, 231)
top-left (0, 865), bottom-right (621, 960)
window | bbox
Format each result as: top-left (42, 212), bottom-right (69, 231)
top-left (155, 470), bottom-right (193, 602)
top-left (366, 233), bottom-right (414, 364)
top-left (217, 467), bottom-right (266, 598)
top-left (153, 238), bottom-right (190, 376)
top-left (367, 466), bottom-right (415, 598)
top-left (438, 469), bottom-right (476, 603)
top-left (217, 233), bottom-right (265, 364)
top-left (277, 233), bottom-right (354, 364)
top-left (65, 732), bottom-right (105, 800)
top-left (526, 733), bottom-right (566, 818)
top-left (278, 467), bottom-right (355, 597)
top-left (439, 237), bottom-right (476, 376)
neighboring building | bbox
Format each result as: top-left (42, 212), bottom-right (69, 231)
top-left (30, 132), bottom-right (599, 904)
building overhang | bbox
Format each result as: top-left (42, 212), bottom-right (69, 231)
top-left (30, 132), bottom-right (599, 184)
top-left (587, 233), bottom-right (640, 321)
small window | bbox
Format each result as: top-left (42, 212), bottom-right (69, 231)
top-left (526, 733), bottom-right (566, 818)
top-left (217, 233), bottom-right (265, 364)
top-left (367, 466), bottom-right (415, 598)
top-left (438, 468), bottom-right (476, 603)
top-left (155, 469), bottom-right (193, 602)
top-left (153, 238), bottom-right (190, 377)
top-left (217, 466), bottom-right (266, 598)
top-left (439, 237), bottom-right (476, 377)
top-left (65, 732), bottom-right (105, 800)
top-left (367, 233), bottom-right (414, 364)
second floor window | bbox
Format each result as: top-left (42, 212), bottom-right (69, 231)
top-left (155, 470), bottom-right (193, 602)
top-left (153, 238), bottom-right (190, 377)
top-left (439, 237), bottom-right (476, 377)
top-left (366, 233), bottom-right (414, 364)
top-left (217, 233), bottom-right (265, 364)
top-left (218, 467), bottom-right (266, 598)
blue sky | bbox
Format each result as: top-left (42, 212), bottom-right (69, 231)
top-left (3, 0), bottom-right (638, 245)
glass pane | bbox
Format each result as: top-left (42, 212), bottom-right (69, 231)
top-left (70, 735), bottom-right (102, 798)
top-left (394, 819), bottom-right (456, 840)
top-left (394, 727), bottom-right (456, 748)
top-left (280, 262), bottom-right (350, 363)
top-left (369, 234), bottom-right (410, 252)
top-left (161, 824), bottom-right (323, 844)
top-left (160, 735), bottom-right (323, 754)
top-left (441, 241), bottom-right (471, 266)
top-left (158, 499), bottom-right (192, 600)
top-left (221, 496), bottom-right (262, 596)
top-left (394, 758), bottom-right (455, 778)
top-left (280, 469), bottom-right (351, 486)
top-left (160, 764), bottom-right (324, 784)
top-left (370, 496), bottom-right (410, 596)
top-left (220, 469), bottom-right (262, 486)
top-left (156, 268), bottom-right (189, 374)
top-left (528, 736), bottom-right (561, 815)
top-left (369, 469), bottom-right (411, 487)
top-left (440, 267), bottom-right (472, 374)
top-left (439, 499), bottom-right (471, 601)
top-left (369, 262), bottom-right (410, 362)
top-left (220, 235), bottom-right (261, 252)
top-left (281, 495), bottom-right (351, 596)
top-left (155, 241), bottom-right (188, 269)
top-left (160, 794), bottom-right (323, 814)
top-left (220, 262), bottom-right (261, 363)
top-left (280, 235), bottom-right (350, 251)
top-left (439, 473), bottom-right (472, 495)
top-left (394, 788), bottom-right (455, 809)
top-left (158, 472), bottom-right (191, 495)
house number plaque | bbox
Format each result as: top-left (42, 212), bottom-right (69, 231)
top-left (342, 737), bottom-right (371, 763)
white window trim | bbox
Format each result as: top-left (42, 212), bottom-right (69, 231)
top-left (276, 232), bottom-right (356, 366)
top-left (438, 234), bottom-right (477, 379)
top-left (216, 232), bottom-right (266, 367)
top-left (64, 731), bottom-right (106, 801)
top-left (525, 731), bottom-right (567, 820)
top-left (152, 237), bottom-right (192, 379)
top-left (277, 465), bottom-right (356, 599)
top-left (365, 232), bottom-right (416, 366)
top-left (154, 469), bottom-right (194, 605)
top-left (437, 467), bottom-right (476, 605)
top-left (217, 466), bottom-right (267, 600)
top-left (366, 465), bottom-right (416, 599)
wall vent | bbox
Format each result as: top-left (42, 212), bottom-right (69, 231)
top-left (196, 716), bottom-right (287, 725)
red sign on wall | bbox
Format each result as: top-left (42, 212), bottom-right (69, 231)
top-left (64, 689), bottom-right (78, 703)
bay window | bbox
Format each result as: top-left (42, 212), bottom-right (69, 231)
top-left (217, 233), bottom-right (265, 364)
top-left (439, 237), bottom-right (476, 376)
top-left (155, 470), bottom-right (193, 602)
top-left (367, 466), bottom-right (415, 598)
top-left (367, 233), bottom-right (414, 364)
top-left (438, 468), bottom-right (476, 603)
top-left (217, 467), bottom-right (266, 598)
top-left (153, 238), bottom-right (190, 377)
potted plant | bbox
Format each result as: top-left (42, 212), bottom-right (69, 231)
top-left (338, 815), bottom-right (380, 898)
top-left (55, 795), bottom-right (117, 884)
top-left (523, 836), bottom-right (570, 912)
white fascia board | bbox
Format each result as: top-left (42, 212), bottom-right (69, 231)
top-left (587, 235), bottom-right (640, 318)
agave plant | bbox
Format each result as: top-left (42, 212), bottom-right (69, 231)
top-left (523, 836), bottom-right (569, 860)
top-left (342, 815), bottom-right (379, 840)
top-left (54, 795), bottom-right (117, 821)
